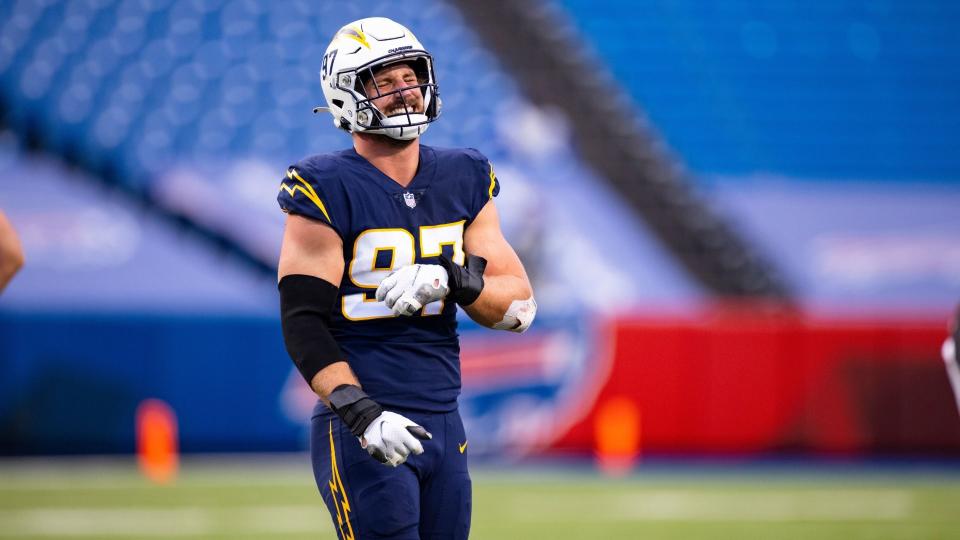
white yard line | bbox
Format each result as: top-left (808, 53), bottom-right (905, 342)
top-left (0, 506), bottom-right (333, 537)
top-left (511, 489), bottom-right (914, 522)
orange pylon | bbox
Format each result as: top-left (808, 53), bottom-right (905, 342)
top-left (135, 399), bottom-right (179, 484)
top-left (594, 396), bottom-right (641, 477)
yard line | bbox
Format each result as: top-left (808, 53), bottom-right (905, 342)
top-left (509, 489), bottom-right (913, 522)
top-left (0, 505), bottom-right (333, 537)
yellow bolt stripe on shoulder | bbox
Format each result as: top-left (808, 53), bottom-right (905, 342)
top-left (487, 161), bottom-right (497, 199)
top-left (280, 168), bottom-right (333, 224)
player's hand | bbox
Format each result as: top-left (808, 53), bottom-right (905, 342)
top-left (375, 264), bottom-right (449, 316)
top-left (361, 411), bottom-right (432, 466)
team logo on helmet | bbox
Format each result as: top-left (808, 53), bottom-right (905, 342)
top-left (335, 27), bottom-right (370, 49)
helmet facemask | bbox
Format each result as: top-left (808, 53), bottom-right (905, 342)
top-left (333, 52), bottom-right (440, 141)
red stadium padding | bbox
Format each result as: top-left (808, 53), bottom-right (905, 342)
top-left (549, 306), bottom-right (960, 456)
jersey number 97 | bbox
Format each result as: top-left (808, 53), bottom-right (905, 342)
top-left (343, 221), bottom-right (465, 320)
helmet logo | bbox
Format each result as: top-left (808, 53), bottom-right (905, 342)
top-left (336, 27), bottom-right (371, 49)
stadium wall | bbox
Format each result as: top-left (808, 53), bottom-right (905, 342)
top-left (549, 308), bottom-right (960, 458)
top-left (2, 309), bottom-right (956, 457)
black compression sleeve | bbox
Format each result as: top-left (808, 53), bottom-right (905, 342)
top-left (279, 274), bottom-right (345, 385)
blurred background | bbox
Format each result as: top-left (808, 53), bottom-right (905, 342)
top-left (1, 0), bottom-right (959, 538)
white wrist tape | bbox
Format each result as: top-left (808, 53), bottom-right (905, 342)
top-left (492, 297), bottom-right (537, 333)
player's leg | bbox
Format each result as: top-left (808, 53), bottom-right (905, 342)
top-left (311, 409), bottom-right (421, 540)
top-left (417, 409), bottom-right (472, 540)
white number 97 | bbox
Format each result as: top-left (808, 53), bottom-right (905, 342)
top-left (342, 221), bottom-right (465, 320)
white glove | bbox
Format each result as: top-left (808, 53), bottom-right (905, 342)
top-left (375, 264), bottom-right (449, 316)
top-left (361, 411), bottom-right (432, 467)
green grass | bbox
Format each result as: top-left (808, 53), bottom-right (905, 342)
top-left (1, 456), bottom-right (958, 539)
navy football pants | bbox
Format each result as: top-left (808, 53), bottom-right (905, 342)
top-left (310, 405), bottom-right (472, 539)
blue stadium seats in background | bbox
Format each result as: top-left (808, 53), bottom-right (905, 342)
top-left (0, 130), bottom-right (276, 313)
top-left (555, 0), bottom-right (960, 182)
top-left (0, 0), bottom-right (702, 312)
top-left (0, 0), bottom-right (512, 176)
top-left (553, 0), bottom-right (960, 309)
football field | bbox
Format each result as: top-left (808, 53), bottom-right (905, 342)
top-left (1, 456), bottom-right (958, 539)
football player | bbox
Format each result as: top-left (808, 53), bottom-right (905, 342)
top-left (276, 17), bottom-right (536, 540)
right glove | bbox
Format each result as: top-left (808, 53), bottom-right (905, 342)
top-left (375, 263), bottom-right (449, 316)
top-left (328, 384), bottom-right (432, 467)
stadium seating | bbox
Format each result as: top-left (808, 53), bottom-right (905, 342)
top-left (555, 0), bottom-right (960, 181)
top-left (0, 0), bottom-right (701, 311)
top-left (0, 130), bottom-right (276, 313)
top-left (553, 0), bottom-right (960, 309)
top-left (0, 0), bottom-right (511, 179)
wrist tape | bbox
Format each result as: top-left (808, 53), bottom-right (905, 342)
top-left (439, 253), bottom-right (486, 306)
top-left (328, 384), bottom-right (383, 438)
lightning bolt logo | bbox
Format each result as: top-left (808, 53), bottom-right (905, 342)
top-left (329, 420), bottom-right (356, 540)
top-left (487, 161), bottom-right (497, 199)
top-left (280, 168), bottom-right (333, 223)
top-left (336, 26), bottom-right (371, 49)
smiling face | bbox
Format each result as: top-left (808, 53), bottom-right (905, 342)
top-left (363, 62), bottom-right (425, 119)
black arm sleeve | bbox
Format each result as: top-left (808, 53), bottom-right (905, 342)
top-left (278, 274), bottom-right (345, 385)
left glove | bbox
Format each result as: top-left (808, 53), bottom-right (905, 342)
top-left (375, 264), bottom-right (449, 316)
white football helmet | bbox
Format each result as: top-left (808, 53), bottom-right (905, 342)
top-left (316, 17), bottom-right (441, 140)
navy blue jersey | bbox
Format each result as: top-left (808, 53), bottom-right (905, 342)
top-left (278, 145), bottom-right (500, 412)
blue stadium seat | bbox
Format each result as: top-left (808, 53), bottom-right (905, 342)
top-left (0, 0), bottom-right (703, 310)
top-left (556, 0), bottom-right (960, 182)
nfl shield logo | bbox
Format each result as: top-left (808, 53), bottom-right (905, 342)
top-left (403, 192), bottom-right (417, 209)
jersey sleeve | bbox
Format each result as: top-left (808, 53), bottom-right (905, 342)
top-left (277, 158), bottom-right (346, 238)
top-left (462, 148), bottom-right (500, 221)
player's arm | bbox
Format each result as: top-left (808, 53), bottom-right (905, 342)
top-left (277, 213), bottom-right (356, 402)
top-left (0, 210), bottom-right (24, 294)
top-left (459, 200), bottom-right (535, 330)
top-left (278, 214), bottom-right (430, 466)
top-left (375, 200), bottom-right (535, 330)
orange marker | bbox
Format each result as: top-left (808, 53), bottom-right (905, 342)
top-left (594, 396), bottom-right (641, 477)
top-left (135, 399), bottom-right (179, 485)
